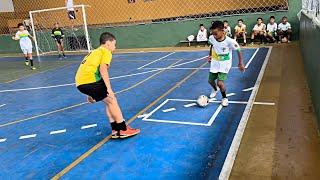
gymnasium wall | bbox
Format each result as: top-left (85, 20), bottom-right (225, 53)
top-left (300, 12), bottom-right (320, 129)
top-left (0, 0), bottom-right (300, 53)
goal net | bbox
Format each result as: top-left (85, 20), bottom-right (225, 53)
top-left (29, 5), bottom-right (91, 57)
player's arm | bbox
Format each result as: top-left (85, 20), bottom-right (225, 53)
top-left (230, 40), bottom-right (245, 72)
top-left (100, 64), bottom-right (115, 97)
top-left (236, 49), bottom-right (245, 71)
top-left (12, 33), bottom-right (19, 40)
top-left (61, 29), bottom-right (65, 38)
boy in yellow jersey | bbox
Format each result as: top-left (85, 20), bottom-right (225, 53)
top-left (234, 19), bottom-right (247, 45)
top-left (208, 21), bottom-right (245, 107)
top-left (75, 32), bottom-right (140, 139)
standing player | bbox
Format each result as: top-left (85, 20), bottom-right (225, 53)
top-left (51, 23), bottom-right (66, 59)
top-left (208, 21), bottom-right (245, 107)
top-left (75, 32), bottom-right (140, 138)
top-left (12, 23), bottom-right (36, 70)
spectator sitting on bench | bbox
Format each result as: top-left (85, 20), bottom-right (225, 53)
top-left (197, 24), bottom-right (208, 42)
top-left (223, 20), bottom-right (232, 38)
top-left (277, 16), bottom-right (292, 43)
top-left (250, 17), bottom-right (266, 45)
top-left (266, 16), bottom-right (278, 43)
top-left (234, 19), bottom-right (247, 45)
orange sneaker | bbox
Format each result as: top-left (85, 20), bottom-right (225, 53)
top-left (112, 125), bottom-right (140, 139)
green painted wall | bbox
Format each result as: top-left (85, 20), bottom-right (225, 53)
top-left (300, 12), bottom-right (320, 128)
top-left (0, 0), bottom-right (301, 53)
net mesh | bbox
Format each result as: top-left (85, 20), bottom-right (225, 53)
top-left (302, 0), bottom-right (320, 19)
top-left (30, 5), bottom-right (90, 56)
top-left (1, 0), bottom-right (289, 34)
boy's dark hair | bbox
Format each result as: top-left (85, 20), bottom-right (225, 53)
top-left (210, 21), bottom-right (224, 31)
top-left (199, 24), bottom-right (204, 27)
top-left (17, 23), bottom-right (24, 28)
top-left (100, 32), bottom-right (116, 44)
top-left (238, 19), bottom-right (243, 22)
top-left (223, 20), bottom-right (228, 23)
top-left (282, 16), bottom-right (287, 19)
top-left (270, 16), bottom-right (275, 19)
top-left (257, 17), bottom-right (263, 21)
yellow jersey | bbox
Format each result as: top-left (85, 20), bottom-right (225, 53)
top-left (75, 47), bottom-right (112, 86)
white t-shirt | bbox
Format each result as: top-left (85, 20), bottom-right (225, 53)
top-left (15, 30), bottom-right (32, 49)
top-left (253, 23), bottom-right (266, 31)
top-left (278, 22), bottom-right (291, 31)
top-left (208, 35), bottom-right (240, 73)
top-left (66, 0), bottom-right (74, 11)
top-left (267, 23), bottom-right (278, 32)
top-left (224, 26), bottom-right (232, 37)
top-left (197, 29), bottom-right (208, 42)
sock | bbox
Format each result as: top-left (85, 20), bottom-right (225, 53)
top-left (110, 122), bottom-right (117, 130)
top-left (29, 59), bottom-right (34, 67)
top-left (212, 85), bottom-right (218, 91)
top-left (62, 52), bottom-right (65, 56)
top-left (115, 121), bottom-right (127, 131)
top-left (25, 57), bottom-right (29, 62)
top-left (221, 91), bottom-right (227, 98)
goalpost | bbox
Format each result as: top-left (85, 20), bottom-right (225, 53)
top-left (29, 4), bottom-right (91, 58)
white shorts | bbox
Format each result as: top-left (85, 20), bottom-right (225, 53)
top-left (210, 60), bottom-right (232, 74)
top-left (21, 47), bottom-right (33, 55)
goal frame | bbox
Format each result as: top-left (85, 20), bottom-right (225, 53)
top-left (29, 4), bottom-right (91, 57)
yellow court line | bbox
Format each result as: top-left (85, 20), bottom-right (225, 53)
top-left (51, 61), bottom-right (208, 179)
top-left (0, 59), bottom-right (182, 128)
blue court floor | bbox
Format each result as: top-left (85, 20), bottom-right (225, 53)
top-left (0, 47), bottom-right (273, 179)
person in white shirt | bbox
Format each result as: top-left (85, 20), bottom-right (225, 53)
top-left (251, 17), bottom-right (266, 44)
top-left (66, 0), bottom-right (76, 20)
top-left (196, 24), bottom-right (208, 42)
top-left (266, 16), bottom-right (278, 43)
top-left (223, 20), bottom-right (232, 38)
top-left (234, 19), bottom-right (247, 45)
top-left (277, 16), bottom-right (292, 43)
top-left (208, 21), bottom-right (245, 107)
top-left (12, 23), bottom-right (36, 70)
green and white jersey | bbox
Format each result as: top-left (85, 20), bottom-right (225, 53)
top-left (15, 30), bottom-right (32, 50)
top-left (208, 35), bottom-right (240, 73)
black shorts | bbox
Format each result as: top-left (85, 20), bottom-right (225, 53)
top-left (68, 11), bottom-right (76, 20)
top-left (77, 80), bottom-right (108, 102)
top-left (55, 37), bottom-right (63, 44)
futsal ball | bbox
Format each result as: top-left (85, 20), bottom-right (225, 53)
top-left (281, 37), bottom-right (288, 43)
top-left (197, 95), bottom-right (209, 108)
top-left (187, 35), bottom-right (195, 42)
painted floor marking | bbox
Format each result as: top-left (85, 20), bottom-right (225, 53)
top-left (50, 129), bottom-right (67, 135)
top-left (19, 134), bottom-right (37, 140)
top-left (81, 124), bottom-right (98, 130)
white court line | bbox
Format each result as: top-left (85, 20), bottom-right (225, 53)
top-left (170, 56), bottom-right (207, 68)
top-left (143, 119), bottom-right (208, 126)
top-left (207, 105), bottom-right (223, 126)
top-left (0, 138), bottom-right (7, 143)
top-left (245, 48), bottom-right (259, 68)
top-left (140, 67), bottom-right (210, 70)
top-left (137, 52), bottom-right (175, 69)
top-left (162, 108), bottom-right (176, 113)
top-left (184, 103), bottom-right (197, 108)
top-left (0, 54), bottom-right (207, 93)
top-left (19, 134), bottom-right (37, 140)
top-left (242, 87), bottom-right (255, 92)
top-left (0, 104), bottom-right (6, 108)
top-left (81, 124), bottom-right (97, 129)
top-left (143, 99), bottom-right (170, 119)
top-left (219, 47), bottom-right (273, 180)
top-left (226, 93), bottom-right (236, 97)
top-left (50, 129), bottom-right (67, 135)
top-left (209, 100), bottom-right (275, 106)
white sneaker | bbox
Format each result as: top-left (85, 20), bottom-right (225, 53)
top-left (210, 90), bottom-right (218, 98)
top-left (221, 98), bottom-right (229, 107)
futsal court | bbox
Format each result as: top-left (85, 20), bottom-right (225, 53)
top-left (0, 47), bottom-right (275, 179)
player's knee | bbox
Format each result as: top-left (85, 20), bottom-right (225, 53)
top-left (217, 81), bottom-right (224, 87)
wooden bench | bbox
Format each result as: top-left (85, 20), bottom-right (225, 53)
top-left (179, 40), bottom-right (208, 47)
